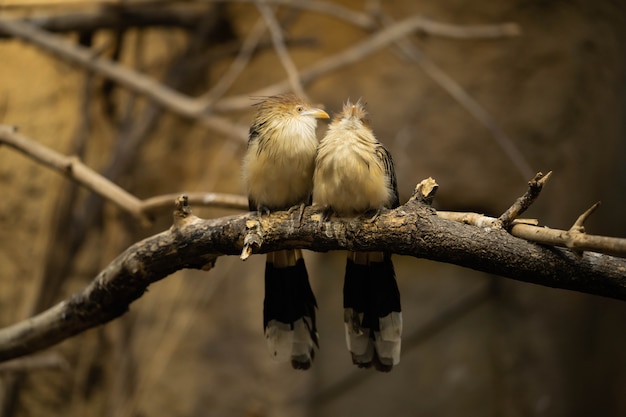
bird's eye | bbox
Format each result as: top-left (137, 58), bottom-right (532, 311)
top-left (296, 106), bottom-right (303, 113)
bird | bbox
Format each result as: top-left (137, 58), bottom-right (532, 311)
top-left (313, 98), bottom-right (402, 372)
top-left (242, 94), bottom-right (329, 370)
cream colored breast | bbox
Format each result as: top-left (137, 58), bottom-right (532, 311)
top-left (243, 119), bottom-right (318, 209)
top-left (314, 131), bottom-right (391, 215)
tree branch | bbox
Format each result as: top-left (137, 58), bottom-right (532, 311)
top-left (0, 353), bottom-right (67, 374)
top-left (377, 13), bottom-right (532, 180)
top-left (255, 0), bottom-right (307, 99)
top-left (0, 11), bottom-right (518, 124)
top-left (0, 0), bottom-right (377, 29)
top-left (1, 192), bottom-right (625, 362)
top-left (0, 126), bottom-right (248, 220)
top-left (497, 171), bottom-right (552, 227)
top-left (2, 125), bottom-right (624, 257)
top-left (437, 175), bottom-right (626, 258)
top-left (0, 18), bottom-right (249, 141)
top-left (0, 126), bottom-right (150, 224)
top-left (214, 14), bottom-right (520, 112)
top-left (0, 4), bottom-right (213, 36)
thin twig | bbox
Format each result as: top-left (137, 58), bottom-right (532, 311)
top-left (255, 0), bottom-right (307, 98)
top-left (0, 125), bottom-right (150, 224)
top-left (214, 14), bottom-right (520, 112)
top-left (513, 224), bottom-right (626, 259)
top-left (198, 16), bottom-right (267, 107)
top-left (434, 173), bottom-right (626, 257)
top-left (1, 0), bottom-right (378, 29)
top-left (0, 126), bottom-right (249, 223)
top-left (410, 58), bottom-right (533, 178)
top-left (437, 211), bottom-right (513, 228)
top-left (378, 13), bottom-right (531, 180)
top-left (437, 206), bottom-right (626, 259)
top-left (0, 353), bottom-right (68, 374)
top-left (245, 0), bottom-right (376, 29)
top-left (0, 4), bottom-right (212, 37)
top-left (0, 11), bottom-right (518, 138)
top-left (141, 192), bottom-right (248, 214)
top-left (497, 171), bottom-right (552, 228)
top-left (0, 18), bottom-right (249, 141)
top-left (571, 201), bottom-right (601, 232)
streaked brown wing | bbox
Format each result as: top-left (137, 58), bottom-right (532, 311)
top-left (376, 144), bottom-right (399, 209)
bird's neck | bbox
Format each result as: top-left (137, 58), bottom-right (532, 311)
top-left (265, 118), bottom-right (319, 154)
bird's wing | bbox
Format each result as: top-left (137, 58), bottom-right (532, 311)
top-left (376, 144), bottom-right (400, 209)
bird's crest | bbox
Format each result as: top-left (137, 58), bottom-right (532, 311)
top-left (339, 98), bottom-right (369, 125)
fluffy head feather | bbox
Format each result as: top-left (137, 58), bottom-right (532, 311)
top-left (331, 98), bottom-right (371, 131)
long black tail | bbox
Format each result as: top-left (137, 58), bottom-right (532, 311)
top-left (343, 251), bottom-right (402, 372)
top-left (263, 249), bottom-right (318, 370)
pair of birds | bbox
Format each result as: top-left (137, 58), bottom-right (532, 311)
top-left (242, 94), bottom-right (402, 372)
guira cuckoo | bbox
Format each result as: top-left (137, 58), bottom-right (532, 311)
top-left (313, 99), bottom-right (402, 372)
top-left (242, 94), bottom-right (329, 369)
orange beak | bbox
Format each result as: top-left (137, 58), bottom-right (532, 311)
top-left (302, 108), bottom-right (330, 119)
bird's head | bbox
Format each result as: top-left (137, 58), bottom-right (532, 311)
top-left (332, 98), bottom-right (371, 130)
top-left (254, 94), bottom-right (329, 123)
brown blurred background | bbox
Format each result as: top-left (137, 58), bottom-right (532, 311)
top-left (1, 1), bottom-right (625, 416)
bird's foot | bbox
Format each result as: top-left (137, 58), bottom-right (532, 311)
top-left (364, 208), bottom-right (383, 223)
top-left (257, 205), bottom-right (271, 216)
top-left (319, 206), bottom-right (334, 225)
top-left (288, 203), bottom-right (306, 227)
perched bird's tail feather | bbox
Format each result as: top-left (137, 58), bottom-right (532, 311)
top-left (343, 252), bottom-right (402, 372)
top-left (264, 249), bottom-right (318, 370)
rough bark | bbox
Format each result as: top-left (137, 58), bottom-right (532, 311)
top-left (0, 196), bottom-right (624, 362)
